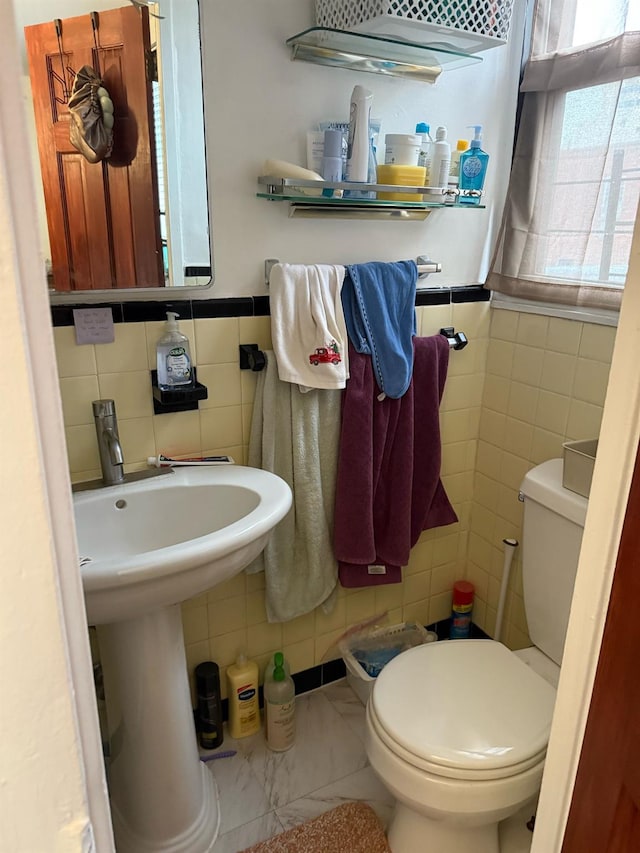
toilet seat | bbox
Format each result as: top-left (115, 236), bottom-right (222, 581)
top-left (371, 640), bottom-right (556, 781)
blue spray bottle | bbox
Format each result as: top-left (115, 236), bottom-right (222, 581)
top-left (458, 125), bottom-right (489, 205)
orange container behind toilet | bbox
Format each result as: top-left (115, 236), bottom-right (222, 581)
top-left (450, 580), bottom-right (475, 639)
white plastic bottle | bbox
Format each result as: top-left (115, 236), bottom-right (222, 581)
top-left (345, 85), bottom-right (373, 183)
top-left (264, 651), bottom-right (295, 752)
top-left (415, 122), bottom-right (433, 182)
top-left (427, 126), bottom-right (451, 189)
top-left (156, 312), bottom-right (193, 389)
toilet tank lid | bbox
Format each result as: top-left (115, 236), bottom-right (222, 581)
top-left (521, 459), bottom-right (588, 528)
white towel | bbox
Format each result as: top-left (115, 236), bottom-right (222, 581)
top-left (269, 263), bottom-right (349, 392)
top-left (247, 352), bottom-right (340, 623)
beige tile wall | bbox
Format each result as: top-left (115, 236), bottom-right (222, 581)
top-left (469, 308), bottom-right (617, 650)
top-left (54, 301), bottom-right (489, 697)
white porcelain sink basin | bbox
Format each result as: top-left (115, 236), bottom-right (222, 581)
top-left (73, 464), bottom-right (291, 853)
top-left (74, 465), bottom-right (292, 624)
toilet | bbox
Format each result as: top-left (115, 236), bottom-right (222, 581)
top-left (365, 458), bottom-right (588, 853)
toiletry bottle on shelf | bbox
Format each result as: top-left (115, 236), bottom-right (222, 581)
top-left (195, 661), bottom-right (224, 750)
top-left (427, 126), bottom-right (451, 190)
top-left (415, 122), bottom-right (433, 183)
top-left (226, 654), bottom-right (260, 739)
top-left (447, 139), bottom-right (470, 200)
top-left (345, 85), bottom-right (373, 184)
top-left (264, 652), bottom-right (295, 752)
top-left (156, 312), bottom-right (193, 390)
top-left (321, 129), bottom-right (343, 182)
top-left (459, 125), bottom-right (489, 205)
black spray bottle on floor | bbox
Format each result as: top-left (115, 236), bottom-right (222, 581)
top-left (195, 661), bottom-right (223, 750)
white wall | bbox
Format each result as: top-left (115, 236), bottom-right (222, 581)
top-left (202, 0), bottom-right (527, 297)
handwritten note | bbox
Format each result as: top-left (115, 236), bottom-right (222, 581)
top-left (73, 308), bottom-right (115, 345)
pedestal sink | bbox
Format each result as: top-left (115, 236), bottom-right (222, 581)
top-left (73, 465), bottom-right (292, 853)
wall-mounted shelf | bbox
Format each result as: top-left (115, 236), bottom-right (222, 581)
top-left (286, 27), bottom-right (482, 84)
top-left (257, 176), bottom-right (484, 220)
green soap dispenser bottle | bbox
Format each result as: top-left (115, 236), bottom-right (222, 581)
top-left (156, 312), bottom-right (193, 390)
top-left (264, 652), bottom-right (295, 752)
top-left (458, 125), bottom-right (489, 205)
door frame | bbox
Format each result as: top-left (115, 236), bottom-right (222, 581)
top-left (531, 209), bottom-right (640, 851)
top-left (3, 0), bottom-right (114, 847)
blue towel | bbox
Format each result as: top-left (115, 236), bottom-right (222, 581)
top-left (342, 260), bottom-right (417, 399)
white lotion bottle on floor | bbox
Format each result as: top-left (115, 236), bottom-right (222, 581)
top-left (265, 652), bottom-right (295, 752)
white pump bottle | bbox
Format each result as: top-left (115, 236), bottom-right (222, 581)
top-left (427, 126), bottom-right (451, 189)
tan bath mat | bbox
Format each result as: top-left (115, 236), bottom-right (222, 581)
top-left (240, 801), bottom-right (391, 853)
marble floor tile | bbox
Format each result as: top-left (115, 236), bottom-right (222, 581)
top-left (321, 678), bottom-right (367, 741)
top-left (205, 742), bottom-right (272, 834)
top-left (275, 765), bottom-right (395, 831)
top-left (238, 690), bottom-right (368, 810)
top-left (212, 811), bottom-right (284, 853)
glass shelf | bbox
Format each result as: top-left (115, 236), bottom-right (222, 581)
top-left (257, 176), bottom-right (484, 219)
top-left (286, 27), bottom-right (482, 84)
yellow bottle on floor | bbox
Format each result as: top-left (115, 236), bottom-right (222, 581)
top-left (226, 654), bottom-right (260, 738)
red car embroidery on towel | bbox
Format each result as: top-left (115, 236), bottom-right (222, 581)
top-left (309, 346), bottom-right (341, 366)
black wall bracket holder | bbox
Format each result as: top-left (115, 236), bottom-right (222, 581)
top-left (439, 327), bottom-right (469, 350)
top-left (239, 344), bottom-right (267, 372)
top-left (151, 367), bottom-right (208, 414)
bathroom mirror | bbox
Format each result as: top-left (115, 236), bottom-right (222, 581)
top-left (19, 0), bottom-right (212, 295)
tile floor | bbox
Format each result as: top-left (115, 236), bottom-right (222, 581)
top-left (204, 679), bottom-right (536, 853)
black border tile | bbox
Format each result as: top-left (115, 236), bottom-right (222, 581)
top-left (51, 287), bottom-right (487, 327)
top-left (51, 303), bottom-right (124, 327)
top-left (292, 666), bottom-right (322, 695)
top-left (322, 658), bottom-right (346, 685)
top-left (252, 295), bottom-right (271, 316)
top-left (122, 300), bottom-right (193, 323)
top-left (415, 289), bottom-right (451, 307)
top-left (451, 285), bottom-right (490, 302)
top-left (192, 298), bottom-right (254, 318)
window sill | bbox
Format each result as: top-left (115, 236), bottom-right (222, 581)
top-left (491, 292), bottom-right (619, 328)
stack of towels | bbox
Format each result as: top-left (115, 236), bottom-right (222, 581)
top-left (248, 259), bottom-right (457, 623)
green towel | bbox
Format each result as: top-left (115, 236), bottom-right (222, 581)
top-left (247, 352), bottom-right (340, 622)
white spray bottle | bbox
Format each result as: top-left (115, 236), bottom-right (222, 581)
top-left (346, 85), bottom-right (373, 183)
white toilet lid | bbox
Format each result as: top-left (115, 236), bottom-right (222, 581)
top-left (371, 640), bottom-right (557, 773)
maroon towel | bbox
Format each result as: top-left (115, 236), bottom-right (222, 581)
top-left (334, 335), bottom-right (457, 587)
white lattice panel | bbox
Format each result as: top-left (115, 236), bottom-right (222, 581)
top-left (315, 0), bottom-right (514, 52)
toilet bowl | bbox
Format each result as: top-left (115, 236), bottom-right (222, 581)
top-left (364, 459), bottom-right (588, 852)
top-left (365, 640), bottom-right (556, 853)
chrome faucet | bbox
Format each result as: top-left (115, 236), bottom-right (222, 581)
top-left (93, 399), bottom-right (125, 485)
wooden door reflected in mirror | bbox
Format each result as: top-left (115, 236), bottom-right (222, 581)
top-left (21, 1), bottom-right (212, 293)
top-left (26, 5), bottom-right (164, 291)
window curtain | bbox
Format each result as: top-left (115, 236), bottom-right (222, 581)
top-left (487, 0), bottom-right (640, 310)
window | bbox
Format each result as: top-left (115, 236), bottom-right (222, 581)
top-left (488, 0), bottom-right (640, 310)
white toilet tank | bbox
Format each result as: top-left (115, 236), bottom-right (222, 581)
top-left (520, 458), bottom-right (588, 667)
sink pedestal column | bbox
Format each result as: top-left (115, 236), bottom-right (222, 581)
top-left (98, 605), bottom-right (219, 853)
